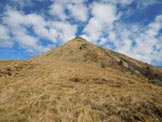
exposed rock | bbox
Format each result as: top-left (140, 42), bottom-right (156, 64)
top-left (79, 43), bottom-right (87, 49)
top-left (123, 61), bottom-right (129, 68)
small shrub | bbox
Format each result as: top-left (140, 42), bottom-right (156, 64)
top-left (70, 77), bottom-right (81, 82)
top-left (146, 66), bottom-right (150, 70)
top-left (101, 62), bottom-right (106, 68)
top-left (118, 60), bottom-right (123, 65)
top-left (79, 43), bottom-right (87, 49)
top-left (154, 73), bottom-right (158, 77)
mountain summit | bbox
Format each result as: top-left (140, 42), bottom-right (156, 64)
top-left (37, 37), bottom-right (162, 83)
top-left (37, 36), bottom-right (111, 62)
top-left (0, 37), bottom-right (162, 122)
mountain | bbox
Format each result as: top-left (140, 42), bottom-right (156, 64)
top-left (37, 37), bottom-right (162, 83)
top-left (0, 37), bottom-right (162, 122)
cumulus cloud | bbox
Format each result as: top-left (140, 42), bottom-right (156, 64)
top-left (49, 0), bottom-right (89, 22)
top-left (49, 3), bottom-right (67, 20)
top-left (67, 2), bottom-right (88, 22)
top-left (0, 24), bottom-right (13, 47)
top-left (2, 7), bottom-right (49, 52)
top-left (99, 0), bottom-right (133, 6)
top-left (82, 2), bottom-right (119, 43)
top-left (48, 21), bottom-right (77, 42)
top-left (27, 14), bottom-right (58, 42)
top-left (108, 14), bottom-right (162, 64)
top-left (80, 1), bottom-right (162, 65)
top-left (1, 7), bottom-right (77, 53)
top-left (91, 3), bottom-right (117, 24)
top-left (136, 0), bottom-right (162, 9)
top-left (0, 0), bottom-right (162, 65)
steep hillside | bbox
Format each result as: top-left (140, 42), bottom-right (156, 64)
top-left (0, 37), bottom-right (162, 122)
top-left (37, 37), bottom-right (162, 84)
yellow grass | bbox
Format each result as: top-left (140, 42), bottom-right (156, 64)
top-left (0, 59), bottom-right (162, 122)
top-left (0, 37), bottom-right (162, 122)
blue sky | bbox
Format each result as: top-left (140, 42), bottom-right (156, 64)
top-left (0, 0), bottom-right (162, 66)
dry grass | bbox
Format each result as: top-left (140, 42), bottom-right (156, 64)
top-left (0, 59), bottom-right (162, 122)
top-left (0, 37), bottom-right (162, 122)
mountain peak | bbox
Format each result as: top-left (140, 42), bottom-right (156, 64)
top-left (37, 36), bottom-right (97, 61)
top-left (36, 37), bottom-right (162, 84)
top-left (70, 36), bottom-right (89, 43)
top-left (66, 36), bottom-right (90, 45)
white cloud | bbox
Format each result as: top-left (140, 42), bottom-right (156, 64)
top-left (83, 18), bottom-right (102, 42)
top-left (49, 3), bottom-right (66, 20)
top-left (2, 7), bottom-right (47, 52)
top-left (49, 21), bottom-right (77, 42)
top-left (109, 14), bottom-right (162, 64)
top-left (1, 1), bottom-right (162, 65)
top-left (118, 0), bottom-right (133, 6)
top-left (3, 8), bottom-right (28, 27)
top-left (145, 15), bottom-right (162, 37)
top-left (100, 0), bottom-right (133, 6)
top-left (67, 2), bottom-right (89, 22)
top-left (49, 0), bottom-right (89, 22)
top-left (81, 1), bottom-right (162, 65)
top-left (92, 3), bottom-right (117, 24)
top-left (109, 31), bottom-right (117, 41)
top-left (82, 2), bottom-right (118, 43)
top-left (0, 25), bottom-right (13, 47)
top-left (2, 7), bottom-right (77, 53)
top-left (136, 0), bottom-right (161, 9)
top-left (27, 14), bottom-right (58, 42)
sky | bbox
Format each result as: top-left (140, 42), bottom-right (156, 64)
top-left (0, 0), bottom-right (162, 66)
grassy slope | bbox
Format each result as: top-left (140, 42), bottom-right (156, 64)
top-left (0, 59), bottom-right (162, 122)
top-left (0, 37), bottom-right (162, 122)
top-left (37, 37), bottom-right (162, 83)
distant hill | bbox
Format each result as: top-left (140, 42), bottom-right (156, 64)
top-left (0, 37), bottom-right (162, 122)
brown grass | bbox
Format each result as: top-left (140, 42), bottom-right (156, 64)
top-left (0, 59), bottom-right (162, 122)
top-left (0, 37), bottom-right (162, 122)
